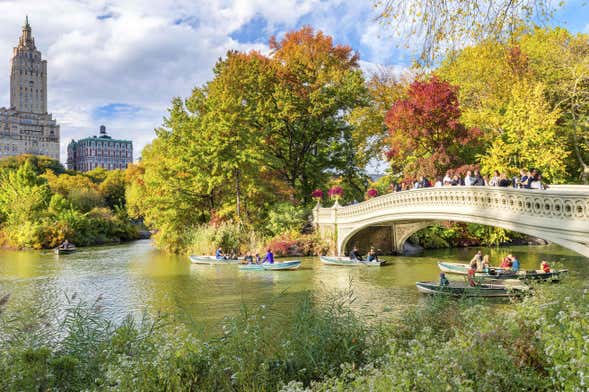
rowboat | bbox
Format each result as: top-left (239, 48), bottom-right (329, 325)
top-left (481, 269), bottom-right (567, 282)
top-left (319, 256), bottom-right (384, 267)
top-left (416, 281), bottom-right (529, 297)
top-left (189, 255), bottom-right (240, 265)
top-left (437, 261), bottom-right (566, 281)
top-left (239, 260), bottom-right (301, 271)
top-left (437, 261), bottom-right (505, 275)
top-left (54, 247), bottom-right (76, 255)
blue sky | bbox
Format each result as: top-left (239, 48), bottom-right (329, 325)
top-left (0, 0), bottom-right (586, 162)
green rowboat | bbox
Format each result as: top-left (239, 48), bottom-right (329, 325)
top-left (416, 281), bottom-right (529, 297)
top-left (55, 247), bottom-right (76, 255)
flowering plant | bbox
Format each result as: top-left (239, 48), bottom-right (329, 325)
top-left (366, 188), bottom-right (378, 199)
top-left (327, 186), bottom-right (343, 200)
top-left (311, 189), bottom-right (323, 201)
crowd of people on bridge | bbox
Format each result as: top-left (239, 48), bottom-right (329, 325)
top-left (391, 168), bottom-right (545, 192)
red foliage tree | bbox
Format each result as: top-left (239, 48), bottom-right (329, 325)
top-left (385, 76), bottom-right (482, 180)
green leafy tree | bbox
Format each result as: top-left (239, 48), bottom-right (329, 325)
top-left (265, 26), bottom-right (368, 201)
top-left (518, 28), bottom-right (589, 182)
top-left (0, 161), bottom-right (50, 225)
top-left (99, 170), bottom-right (127, 209)
top-left (439, 27), bottom-right (587, 182)
top-left (135, 27), bottom-right (369, 252)
top-left (0, 154), bottom-right (65, 175)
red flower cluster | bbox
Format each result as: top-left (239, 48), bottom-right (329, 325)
top-left (327, 186), bottom-right (343, 199)
top-left (311, 189), bottom-right (324, 200)
top-left (366, 188), bottom-right (378, 198)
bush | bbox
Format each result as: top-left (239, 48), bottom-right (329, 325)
top-left (1, 284), bottom-right (587, 391)
top-left (266, 232), bottom-right (330, 257)
top-left (265, 203), bottom-right (309, 237)
top-left (0, 288), bottom-right (368, 391)
top-left (409, 222), bottom-right (522, 249)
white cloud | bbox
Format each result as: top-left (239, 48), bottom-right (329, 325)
top-left (0, 0), bottom-right (413, 163)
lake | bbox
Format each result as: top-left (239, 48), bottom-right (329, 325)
top-left (1, 240), bottom-right (587, 331)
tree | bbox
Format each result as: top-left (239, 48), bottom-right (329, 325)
top-left (438, 27), bottom-right (588, 182)
top-left (198, 51), bottom-right (277, 221)
top-left (478, 82), bottom-right (569, 181)
top-left (0, 161), bottom-right (50, 225)
top-left (43, 171), bottom-right (104, 213)
top-left (99, 170), bottom-right (127, 209)
top-left (347, 70), bottom-right (411, 169)
top-left (518, 28), bottom-right (589, 182)
top-left (374, 0), bottom-right (566, 64)
top-left (385, 76), bottom-right (482, 179)
top-left (0, 154), bottom-right (65, 175)
top-left (136, 26), bottom-right (370, 252)
top-left (263, 26), bottom-right (369, 202)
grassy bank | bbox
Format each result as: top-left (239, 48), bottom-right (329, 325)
top-left (0, 283), bottom-right (587, 391)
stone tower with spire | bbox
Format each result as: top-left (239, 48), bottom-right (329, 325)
top-left (10, 16), bottom-right (48, 114)
top-left (0, 17), bottom-right (60, 160)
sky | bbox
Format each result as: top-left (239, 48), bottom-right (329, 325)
top-left (0, 0), bottom-right (587, 164)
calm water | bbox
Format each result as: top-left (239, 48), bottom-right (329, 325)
top-left (1, 240), bottom-right (588, 329)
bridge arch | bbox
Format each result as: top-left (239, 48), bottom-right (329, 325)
top-left (314, 186), bottom-right (589, 258)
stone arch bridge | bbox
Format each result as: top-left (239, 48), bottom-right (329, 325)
top-left (312, 186), bottom-right (589, 258)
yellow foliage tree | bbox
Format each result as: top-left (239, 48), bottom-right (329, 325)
top-left (478, 82), bottom-right (569, 182)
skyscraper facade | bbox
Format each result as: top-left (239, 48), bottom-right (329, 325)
top-left (0, 17), bottom-right (60, 160)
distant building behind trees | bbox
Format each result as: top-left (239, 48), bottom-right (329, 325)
top-left (67, 125), bottom-right (132, 172)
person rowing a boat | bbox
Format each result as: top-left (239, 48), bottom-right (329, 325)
top-left (59, 239), bottom-right (73, 249)
top-left (244, 252), bottom-right (254, 264)
top-left (540, 261), bottom-right (551, 273)
top-left (262, 248), bottom-right (274, 264)
top-left (349, 246), bottom-right (362, 261)
top-left (467, 265), bottom-right (477, 287)
top-left (439, 272), bottom-right (450, 286)
top-left (215, 247), bottom-right (226, 260)
top-left (500, 255), bottom-right (512, 269)
top-left (367, 247), bottom-right (379, 263)
top-left (469, 250), bottom-right (482, 271)
top-left (481, 255), bottom-right (491, 272)
top-left (510, 255), bottom-right (520, 272)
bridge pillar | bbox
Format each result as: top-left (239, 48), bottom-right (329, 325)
top-left (390, 221), bottom-right (434, 254)
top-left (334, 221), bottom-right (434, 256)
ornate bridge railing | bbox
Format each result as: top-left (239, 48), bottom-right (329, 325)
top-left (313, 185), bottom-right (589, 257)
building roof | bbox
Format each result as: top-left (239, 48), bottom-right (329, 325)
top-left (71, 135), bottom-right (132, 144)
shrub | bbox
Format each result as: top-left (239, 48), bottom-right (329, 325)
top-left (266, 232), bottom-right (329, 257)
top-left (265, 203), bottom-right (308, 238)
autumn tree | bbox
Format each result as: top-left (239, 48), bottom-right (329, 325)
top-left (385, 76), bottom-right (482, 179)
top-left (518, 28), bottom-right (589, 182)
top-left (478, 82), bottom-right (569, 181)
top-left (265, 26), bottom-right (368, 201)
top-left (135, 26), bottom-right (370, 251)
top-left (438, 27), bottom-right (588, 182)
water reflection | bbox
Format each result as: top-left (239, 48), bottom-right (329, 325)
top-left (0, 240), bottom-right (587, 329)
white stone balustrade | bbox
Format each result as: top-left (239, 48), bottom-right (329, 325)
top-left (313, 185), bottom-right (589, 257)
